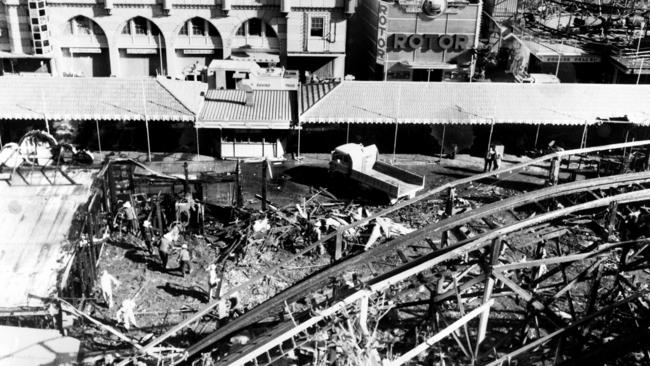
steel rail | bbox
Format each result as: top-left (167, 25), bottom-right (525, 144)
top-left (182, 170), bottom-right (650, 361)
top-left (218, 188), bottom-right (650, 366)
top-left (138, 139), bottom-right (650, 359)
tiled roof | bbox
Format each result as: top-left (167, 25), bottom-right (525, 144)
top-left (197, 89), bottom-right (296, 129)
top-left (0, 77), bottom-right (201, 121)
top-left (300, 81), bottom-right (650, 125)
top-left (299, 82), bottom-right (340, 115)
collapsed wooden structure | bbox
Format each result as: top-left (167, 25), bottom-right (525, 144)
top-left (115, 140), bottom-right (650, 366)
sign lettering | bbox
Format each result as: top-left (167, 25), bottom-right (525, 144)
top-left (376, 2), bottom-right (389, 64)
top-left (183, 49), bottom-right (215, 55)
top-left (391, 33), bottom-right (470, 51)
top-left (126, 48), bottom-right (158, 55)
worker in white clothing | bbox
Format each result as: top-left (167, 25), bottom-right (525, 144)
top-left (116, 299), bottom-right (138, 330)
top-left (207, 263), bottom-right (219, 300)
top-left (100, 270), bottom-right (121, 309)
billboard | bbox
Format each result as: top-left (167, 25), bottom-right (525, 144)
top-left (376, 1), bottom-right (389, 64)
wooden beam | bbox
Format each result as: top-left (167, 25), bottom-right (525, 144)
top-left (387, 300), bottom-right (494, 366)
top-left (477, 237), bottom-right (503, 349)
top-left (484, 292), bottom-right (647, 366)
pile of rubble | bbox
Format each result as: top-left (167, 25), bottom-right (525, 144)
top-left (202, 188), bottom-right (416, 312)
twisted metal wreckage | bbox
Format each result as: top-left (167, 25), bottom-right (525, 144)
top-left (101, 140), bottom-right (650, 366)
top-left (4, 132), bottom-right (650, 365)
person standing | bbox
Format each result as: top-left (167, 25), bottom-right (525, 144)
top-left (159, 232), bottom-right (171, 271)
top-left (122, 201), bottom-right (137, 235)
top-left (207, 263), bottom-right (219, 300)
top-left (142, 219), bottom-right (154, 254)
top-left (100, 270), bottom-right (120, 309)
top-left (484, 145), bottom-right (496, 172)
top-left (179, 244), bottom-right (191, 277)
top-left (493, 148), bottom-right (502, 171)
top-left (116, 299), bottom-right (138, 330)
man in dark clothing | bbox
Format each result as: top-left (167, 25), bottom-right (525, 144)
top-left (179, 244), bottom-right (191, 276)
top-left (484, 145), bottom-right (496, 172)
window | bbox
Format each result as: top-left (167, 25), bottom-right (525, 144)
top-left (310, 17), bottom-right (324, 37)
top-left (133, 18), bottom-right (147, 35)
top-left (191, 18), bottom-right (205, 36)
top-left (179, 23), bottom-right (188, 35)
top-left (75, 18), bottom-right (92, 35)
top-left (208, 24), bottom-right (218, 37)
top-left (248, 18), bottom-right (261, 36)
top-left (266, 24), bottom-right (276, 37)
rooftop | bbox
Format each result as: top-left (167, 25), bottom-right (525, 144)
top-left (299, 81), bottom-right (650, 125)
top-left (0, 77), bottom-right (205, 122)
top-left (197, 89), bottom-right (296, 129)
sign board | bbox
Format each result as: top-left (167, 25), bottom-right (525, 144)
top-left (538, 55), bottom-right (600, 63)
top-left (126, 48), bottom-right (158, 55)
top-left (239, 77), bottom-right (299, 91)
top-left (183, 49), bottom-right (215, 55)
top-left (376, 1), bottom-right (390, 64)
top-left (69, 47), bottom-right (102, 54)
top-left (391, 33), bottom-right (470, 51)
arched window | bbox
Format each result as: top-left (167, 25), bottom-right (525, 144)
top-left (235, 18), bottom-right (277, 38)
top-left (121, 17), bottom-right (161, 36)
top-left (178, 17), bottom-right (219, 37)
top-left (66, 16), bottom-right (104, 36)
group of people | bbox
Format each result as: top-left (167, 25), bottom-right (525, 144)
top-left (100, 270), bottom-right (138, 330)
top-left (484, 144), bottom-right (503, 172)
top-left (115, 200), bottom-right (193, 277)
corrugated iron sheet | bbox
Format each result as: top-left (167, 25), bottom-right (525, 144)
top-left (300, 82), bottom-right (339, 115)
top-left (199, 90), bottom-right (295, 129)
top-left (300, 81), bottom-right (650, 125)
top-left (0, 77), bottom-right (199, 122)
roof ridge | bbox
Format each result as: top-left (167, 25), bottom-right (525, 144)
top-left (155, 78), bottom-right (196, 117)
top-left (299, 81), bottom-right (340, 117)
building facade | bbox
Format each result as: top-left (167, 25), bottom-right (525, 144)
top-left (347, 0), bottom-right (481, 81)
top-left (0, 0), bottom-right (352, 79)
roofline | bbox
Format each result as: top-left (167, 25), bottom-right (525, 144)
top-left (298, 82), bottom-right (342, 122)
top-left (155, 78), bottom-right (199, 116)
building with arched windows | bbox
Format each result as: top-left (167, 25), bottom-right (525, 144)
top-left (0, 0), bottom-right (352, 79)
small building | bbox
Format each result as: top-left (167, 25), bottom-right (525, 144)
top-left (196, 88), bottom-right (297, 159)
top-left (346, 0), bottom-right (482, 81)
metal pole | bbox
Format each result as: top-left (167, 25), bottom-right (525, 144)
top-left (486, 119), bottom-right (495, 155)
top-left (346, 122), bottom-right (350, 143)
top-left (555, 41), bottom-right (562, 77)
top-left (95, 119), bottom-right (102, 154)
top-left (392, 85), bottom-right (401, 164)
top-left (439, 124), bottom-right (446, 163)
top-left (297, 124), bottom-right (301, 158)
top-left (158, 33), bottom-right (164, 76)
top-left (195, 126), bottom-right (200, 156)
top-left (142, 80), bottom-right (152, 162)
top-left (392, 121), bottom-right (398, 165)
top-left (40, 89), bottom-right (50, 134)
top-left (534, 124), bottom-right (541, 149)
top-left (637, 58), bottom-right (645, 85)
top-left (393, 84), bottom-right (402, 164)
